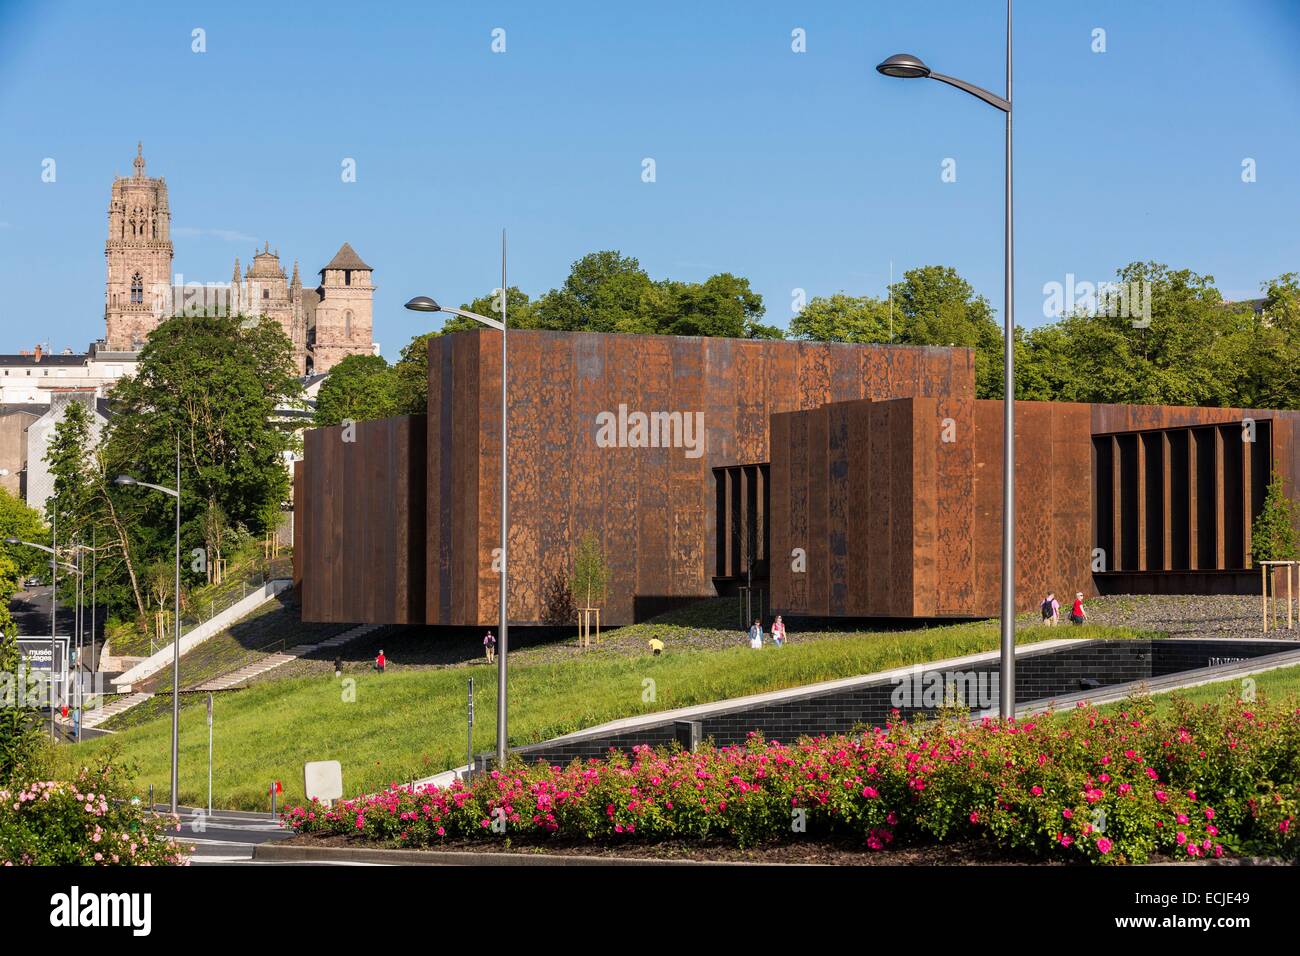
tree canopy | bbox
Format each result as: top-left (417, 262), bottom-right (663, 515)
top-left (314, 354), bottom-right (403, 427)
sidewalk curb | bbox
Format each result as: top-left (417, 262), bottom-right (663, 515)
top-left (254, 842), bottom-right (785, 866)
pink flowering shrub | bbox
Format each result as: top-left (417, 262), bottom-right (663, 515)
top-left (0, 764), bottom-right (188, 866)
top-left (282, 694), bottom-right (1299, 864)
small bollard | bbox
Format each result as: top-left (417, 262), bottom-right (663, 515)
top-left (270, 781), bottom-right (277, 818)
top-left (149, 783), bottom-right (154, 809)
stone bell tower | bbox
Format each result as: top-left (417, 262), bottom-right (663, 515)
top-left (104, 143), bottom-right (174, 351)
top-left (310, 243), bottom-right (374, 374)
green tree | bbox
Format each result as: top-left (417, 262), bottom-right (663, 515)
top-left (100, 314), bottom-right (300, 619)
top-left (0, 488), bottom-right (48, 582)
top-left (571, 532), bottom-right (609, 609)
top-left (790, 292), bottom-right (895, 343)
top-left (1252, 472), bottom-right (1299, 564)
top-left (890, 265), bottom-right (1003, 398)
top-left (0, 490), bottom-right (47, 784)
top-left (314, 354), bottom-right (401, 427)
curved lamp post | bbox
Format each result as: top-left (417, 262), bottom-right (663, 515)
top-left (877, 2), bottom-right (1016, 719)
top-left (405, 231), bottom-right (510, 771)
top-left (115, 436), bottom-right (182, 813)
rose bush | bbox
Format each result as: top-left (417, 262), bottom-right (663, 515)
top-left (0, 763), bottom-right (188, 866)
top-left (283, 694), bottom-right (1299, 864)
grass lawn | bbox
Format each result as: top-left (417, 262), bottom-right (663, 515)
top-left (63, 616), bottom-right (1144, 810)
top-left (100, 597), bottom-right (351, 732)
top-left (1107, 660), bottom-right (1300, 713)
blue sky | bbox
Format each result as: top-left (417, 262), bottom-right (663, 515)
top-left (0, 0), bottom-right (1297, 359)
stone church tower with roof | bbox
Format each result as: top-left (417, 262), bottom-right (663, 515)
top-left (104, 144), bottom-right (375, 374)
top-left (229, 241), bottom-right (374, 374)
top-left (104, 143), bottom-right (174, 351)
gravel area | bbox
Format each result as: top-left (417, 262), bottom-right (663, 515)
top-left (1077, 593), bottom-right (1300, 641)
top-left (244, 593), bottom-right (1299, 690)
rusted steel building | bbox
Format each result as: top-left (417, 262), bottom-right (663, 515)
top-left (294, 329), bottom-right (1300, 626)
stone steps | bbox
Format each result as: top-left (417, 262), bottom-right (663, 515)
top-left (189, 623), bottom-right (384, 692)
top-left (83, 691), bottom-right (153, 728)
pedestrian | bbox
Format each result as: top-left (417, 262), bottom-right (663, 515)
top-left (334, 655), bottom-right (343, 678)
top-left (748, 618), bottom-right (763, 649)
top-left (375, 649), bottom-right (387, 673)
top-left (771, 614), bottom-right (787, 647)
top-left (1041, 592), bottom-right (1059, 627)
top-left (1070, 592), bottom-right (1088, 625)
top-left (483, 630), bottom-right (496, 664)
top-left (648, 637), bottom-right (665, 656)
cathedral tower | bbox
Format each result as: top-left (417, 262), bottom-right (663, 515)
top-left (105, 143), bottom-right (173, 351)
top-left (310, 243), bottom-right (374, 374)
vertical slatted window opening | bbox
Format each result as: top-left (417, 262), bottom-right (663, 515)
top-left (713, 463), bottom-right (771, 581)
top-left (1092, 420), bottom-right (1273, 576)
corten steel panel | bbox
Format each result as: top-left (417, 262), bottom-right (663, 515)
top-left (972, 400), bottom-right (1003, 614)
top-left (572, 333), bottom-right (608, 603)
top-left (846, 401), bottom-right (872, 616)
top-left (1014, 403), bottom-right (1054, 610)
top-left (773, 410), bottom-right (808, 612)
top-left (827, 403), bottom-right (851, 615)
top-left (508, 328), bottom-right (543, 621)
top-left (600, 335), bottom-right (640, 621)
top-left (299, 417), bottom-right (426, 624)
top-left (1051, 404), bottom-right (1094, 603)
top-left (538, 334), bottom-right (575, 605)
top-left (971, 401), bottom-right (1097, 617)
top-left (636, 336), bottom-right (673, 603)
top-left (867, 401), bottom-right (894, 614)
top-left (910, 398), bottom-right (938, 617)
top-left (936, 398), bottom-right (976, 616)
top-left (806, 404), bottom-right (830, 615)
top-left (670, 336), bottom-right (707, 598)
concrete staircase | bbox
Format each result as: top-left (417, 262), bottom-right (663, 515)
top-left (190, 623), bottom-right (384, 692)
top-left (82, 692), bottom-right (153, 729)
top-left (75, 622), bottom-right (385, 729)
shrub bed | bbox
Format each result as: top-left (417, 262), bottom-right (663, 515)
top-left (282, 695), bottom-right (1298, 865)
top-left (1, 764), bottom-right (188, 866)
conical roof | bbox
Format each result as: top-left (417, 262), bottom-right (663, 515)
top-left (320, 242), bottom-right (372, 273)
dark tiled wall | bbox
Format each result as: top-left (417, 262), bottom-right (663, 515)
top-left (514, 639), bottom-right (1297, 766)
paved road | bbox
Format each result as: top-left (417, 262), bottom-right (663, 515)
top-left (165, 806), bottom-right (378, 865)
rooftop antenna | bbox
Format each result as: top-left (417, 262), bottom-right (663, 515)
top-left (888, 260), bottom-right (894, 343)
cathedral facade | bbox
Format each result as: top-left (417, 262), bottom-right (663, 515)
top-left (104, 144), bottom-right (374, 374)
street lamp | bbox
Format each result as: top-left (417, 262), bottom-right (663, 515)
top-left (877, 2), bottom-right (1017, 719)
top-left (4, 534), bottom-right (62, 739)
top-left (115, 435), bottom-right (182, 813)
top-left (405, 231), bottom-right (510, 770)
top-left (67, 540), bottom-right (104, 743)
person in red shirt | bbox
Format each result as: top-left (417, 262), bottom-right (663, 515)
top-left (375, 650), bottom-right (387, 673)
top-left (1070, 593), bottom-right (1088, 625)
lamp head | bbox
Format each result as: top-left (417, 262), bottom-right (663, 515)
top-left (404, 296), bottom-right (443, 313)
top-left (876, 53), bottom-right (932, 79)
top-left (3, 537), bottom-right (19, 546)
top-left (114, 475), bottom-right (138, 487)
